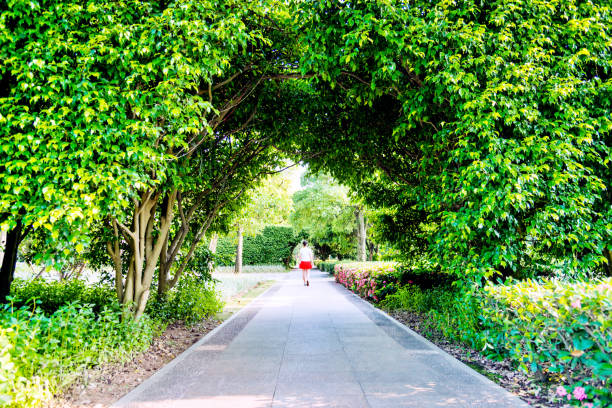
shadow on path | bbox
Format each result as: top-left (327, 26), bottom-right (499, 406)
top-left (113, 269), bottom-right (527, 408)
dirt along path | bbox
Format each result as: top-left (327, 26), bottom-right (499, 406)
top-left (57, 281), bottom-right (275, 408)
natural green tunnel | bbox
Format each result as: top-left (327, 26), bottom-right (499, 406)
top-left (1, 0), bottom-right (610, 317)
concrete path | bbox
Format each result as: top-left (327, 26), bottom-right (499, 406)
top-left (114, 270), bottom-right (527, 408)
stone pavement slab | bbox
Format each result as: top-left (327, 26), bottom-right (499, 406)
top-left (113, 270), bottom-right (528, 408)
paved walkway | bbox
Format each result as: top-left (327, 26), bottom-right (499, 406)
top-left (114, 270), bottom-right (527, 408)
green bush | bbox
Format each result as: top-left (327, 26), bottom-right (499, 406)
top-left (0, 330), bottom-right (49, 408)
top-left (9, 279), bottom-right (117, 315)
top-left (185, 246), bottom-right (216, 281)
top-left (147, 275), bottom-right (224, 324)
top-left (317, 260), bottom-right (341, 274)
top-left (0, 300), bottom-right (155, 407)
top-left (382, 278), bottom-right (612, 407)
top-left (481, 278), bottom-right (611, 406)
top-left (216, 226), bottom-right (297, 266)
top-left (381, 283), bottom-right (483, 350)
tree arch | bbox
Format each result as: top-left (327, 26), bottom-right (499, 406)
top-left (2, 0), bottom-right (610, 315)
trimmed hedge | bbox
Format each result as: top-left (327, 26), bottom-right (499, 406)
top-left (217, 226), bottom-right (297, 266)
top-left (481, 278), bottom-right (611, 406)
top-left (317, 260), bottom-right (342, 274)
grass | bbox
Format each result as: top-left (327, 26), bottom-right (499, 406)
top-left (216, 280), bottom-right (276, 320)
top-left (214, 272), bottom-right (284, 301)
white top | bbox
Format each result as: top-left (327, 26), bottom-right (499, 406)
top-left (299, 246), bottom-right (314, 262)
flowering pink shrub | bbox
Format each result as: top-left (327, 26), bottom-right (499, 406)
top-left (334, 262), bottom-right (399, 302)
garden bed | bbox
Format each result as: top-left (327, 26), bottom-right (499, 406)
top-left (57, 318), bottom-right (221, 408)
top-left (55, 279), bottom-right (276, 407)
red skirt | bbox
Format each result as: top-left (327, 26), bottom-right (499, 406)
top-left (299, 261), bottom-right (313, 270)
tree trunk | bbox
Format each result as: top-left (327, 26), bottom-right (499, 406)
top-left (356, 209), bottom-right (366, 262)
top-left (367, 240), bottom-right (374, 261)
top-left (234, 224), bottom-right (243, 274)
top-left (207, 232), bottom-right (219, 273)
top-left (157, 205), bottom-right (219, 295)
top-left (208, 233), bottom-right (218, 253)
top-left (106, 190), bottom-right (176, 319)
top-left (0, 220), bottom-right (22, 302)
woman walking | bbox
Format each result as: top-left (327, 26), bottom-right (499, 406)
top-left (299, 240), bottom-right (314, 286)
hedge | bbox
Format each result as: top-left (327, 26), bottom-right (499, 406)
top-left (317, 260), bottom-right (343, 274)
top-left (217, 226), bottom-right (297, 266)
top-left (481, 278), bottom-right (611, 406)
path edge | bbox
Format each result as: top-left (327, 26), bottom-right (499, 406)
top-left (111, 281), bottom-right (282, 407)
top-left (341, 286), bottom-right (529, 406)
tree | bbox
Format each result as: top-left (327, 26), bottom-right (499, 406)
top-left (0, 0), bottom-right (166, 300)
top-left (4, 0), bottom-right (610, 310)
top-left (290, 173), bottom-right (362, 260)
top-left (228, 169), bottom-right (294, 273)
top-left (293, 0), bottom-right (612, 281)
top-left (2, 0), bottom-right (304, 314)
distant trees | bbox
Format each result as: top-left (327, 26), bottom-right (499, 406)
top-left (228, 171), bottom-right (294, 273)
top-left (290, 173), bottom-right (370, 261)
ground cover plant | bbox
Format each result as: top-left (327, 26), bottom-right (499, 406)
top-left (9, 279), bottom-right (116, 315)
top-left (1, 274), bottom-right (223, 407)
top-left (0, 300), bottom-right (156, 407)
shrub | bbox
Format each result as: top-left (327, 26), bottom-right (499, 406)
top-left (147, 275), bottom-right (224, 324)
top-left (334, 262), bottom-right (400, 302)
top-left (0, 300), bottom-right (155, 407)
top-left (186, 246), bottom-right (216, 281)
top-left (317, 260), bottom-right (342, 274)
top-left (481, 278), bottom-right (611, 406)
top-left (215, 237), bottom-right (237, 266)
top-left (0, 330), bottom-right (50, 408)
top-left (10, 279), bottom-right (117, 315)
top-left (381, 284), bottom-right (483, 349)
